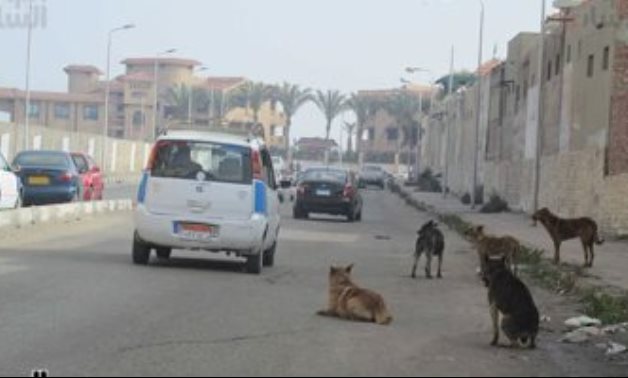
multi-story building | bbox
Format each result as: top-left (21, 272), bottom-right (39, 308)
top-left (0, 57), bottom-right (286, 149)
top-left (421, 0), bottom-right (628, 235)
top-left (357, 85), bottom-right (438, 163)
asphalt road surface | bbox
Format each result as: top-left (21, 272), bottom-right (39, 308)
top-left (0, 190), bottom-right (623, 376)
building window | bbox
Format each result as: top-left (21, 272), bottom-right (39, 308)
top-left (132, 111), bottom-right (144, 127)
top-left (386, 128), bottom-right (399, 141)
top-left (587, 54), bottom-right (595, 78)
top-left (555, 54), bottom-right (561, 75)
top-left (54, 103), bottom-right (71, 119)
top-left (566, 45), bottom-right (572, 64)
top-left (368, 128), bottom-right (375, 141)
top-left (603, 46), bottom-right (610, 71)
top-left (28, 102), bottom-right (41, 119)
top-left (83, 104), bottom-right (99, 121)
top-left (547, 61), bottom-right (552, 81)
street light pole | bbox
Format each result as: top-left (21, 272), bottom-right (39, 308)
top-left (471, 0), bottom-right (485, 209)
top-left (152, 49), bottom-right (177, 141)
top-left (532, 0), bottom-right (547, 217)
top-left (23, 0), bottom-right (34, 151)
top-left (443, 45), bottom-right (455, 198)
top-left (103, 24), bottom-right (135, 171)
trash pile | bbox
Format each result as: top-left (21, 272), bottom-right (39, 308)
top-left (560, 316), bottom-right (628, 357)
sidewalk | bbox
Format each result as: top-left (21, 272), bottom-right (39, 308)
top-left (403, 189), bottom-right (628, 292)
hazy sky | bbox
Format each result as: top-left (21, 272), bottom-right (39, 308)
top-left (0, 0), bottom-right (556, 144)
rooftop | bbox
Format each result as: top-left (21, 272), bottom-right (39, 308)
top-left (121, 57), bottom-right (203, 67)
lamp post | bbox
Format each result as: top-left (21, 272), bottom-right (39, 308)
top-left (532, 0), bottom-right (547, 217)
top-left (103, 24), bottom-right (135, 170)
top-left (403, 68), bottom-right (436, 182)
top-left (23, 0), bottom-right (34, 151)
top-left (152, 49), bottom-right (177, 140)
top-left (471, 0), bottom-right (485, 209)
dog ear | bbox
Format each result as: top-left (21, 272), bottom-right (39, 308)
top-left (330, 266), bottom-right (337, 274)
top-left (345, 264), bottom-right (354, 274)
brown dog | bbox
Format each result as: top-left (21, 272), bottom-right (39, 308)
top-left (466, 225), bottom-right (520, 277)
top-left (317, 264), bottom-right (393, 325)
top-left (532, 208), bottom-right (604, 267)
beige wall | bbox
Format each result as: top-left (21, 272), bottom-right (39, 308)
top-left (0, 121), bottom-right (150, 175)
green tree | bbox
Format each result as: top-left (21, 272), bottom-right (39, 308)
top-left (165, 84), bottom-right (191, 120)
top-left (313, 90), bottom-right (347, 141)
top-left (435, 72), bottom-right (477, 96)
top-left (275, 83), bottom-right (312, 152)
top-left (346, 94), bottom-right (380, 155)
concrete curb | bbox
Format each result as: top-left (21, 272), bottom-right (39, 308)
top-left (0, 200), bottom-right (134, 231)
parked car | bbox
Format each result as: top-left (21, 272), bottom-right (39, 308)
top-left (359, 165), bottom-right (387, 189)
top-left (0, 151), bottom-right (22, 209)
top-left (71, 152), bottom-right (104, 201)
top-left (293, 167), bottom-right (363, 222)
top-left (12, 151), bottom-right (83, 206)
top-left (133, 130), bottom-right (281, 274)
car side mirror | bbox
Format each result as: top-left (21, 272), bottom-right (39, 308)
top-left (11, 164), bottom-right (21, 173)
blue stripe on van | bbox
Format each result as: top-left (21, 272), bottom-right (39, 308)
top-left (137, 171), bottom-right (149, 204)
top-left (254, 180), bottom-right (267, 215)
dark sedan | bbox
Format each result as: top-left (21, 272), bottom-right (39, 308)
top-left (293, 168), bottom-right (363, 222)
top-left (13, 151), bottom-right (83, 206)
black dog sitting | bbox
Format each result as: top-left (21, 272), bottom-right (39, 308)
top-left (483, 256), bottom-right (540, 349)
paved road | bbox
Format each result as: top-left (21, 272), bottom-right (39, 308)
top-left (0, 190), bottom-right (622, 376)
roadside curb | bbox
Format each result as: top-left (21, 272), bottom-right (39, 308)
top-left (0, 200), bottom-right (134, 231)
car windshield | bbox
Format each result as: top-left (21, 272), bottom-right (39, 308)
top-left (302, 169), bottom-right (347, 183)
top-left (14, 152), bottom-right (69, 168)
top-left (151, 141), bottom-right (252, 184)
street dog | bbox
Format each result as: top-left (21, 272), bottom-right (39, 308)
top-left (466, 225), bottom-right (520, 276)
top-left (317, 264), bottom-right (393, 325)
top-left (532, 208), bottom-right (604, 267)
top-left (483, 256), bottom-right (540, 349)
top-left (412, 220), bottom-right (445, 279)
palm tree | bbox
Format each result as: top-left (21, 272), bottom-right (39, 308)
top-left (230, 81), bottom-right (273, 127)
top-left (343, 122), bottom-right (356, 154)
top-left (165, 84), bottom-right (192, 120)
top-left (313, 90), bottom-right (347, 141)
top-left (384, 91), bottom-right (423, 175)
top-left (346, 93), bottom-right (376, 156)
top-left (275, 83), bottom-right (312, 152)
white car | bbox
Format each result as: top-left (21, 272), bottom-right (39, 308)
top-left (133, 130), bottom-right (281, 274)
top-left (0, 152), bottom-right (21, 210)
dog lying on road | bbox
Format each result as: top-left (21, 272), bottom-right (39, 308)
top-left (412, 220), bottom-right (445, 279)
top-left (317, 264), bottom-right (393, 326)
top-left (532, 208), bottom-right (604, 268)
